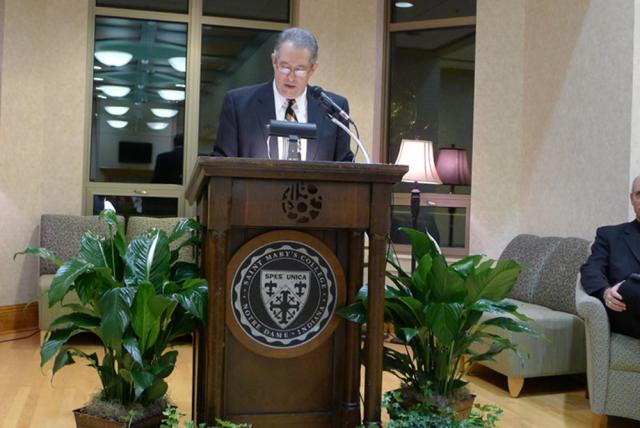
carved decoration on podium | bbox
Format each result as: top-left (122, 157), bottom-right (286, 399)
top-left (281, 181), bottom-right (323, 223)
top-left (227, 230), bottom-right (345, 358)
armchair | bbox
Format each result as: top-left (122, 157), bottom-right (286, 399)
top-left (576, 281), bottom-right (640, 427)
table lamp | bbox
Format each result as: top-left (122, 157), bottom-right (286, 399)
top-left (435, 145), bottom-right (470, 247)
top-left (395, 139), bottom-right (442, 269)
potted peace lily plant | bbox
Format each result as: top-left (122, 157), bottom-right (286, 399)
top-left (339, 228), bottom-right (539, 421)
top-left (15, 209), bottom-right (208, 427)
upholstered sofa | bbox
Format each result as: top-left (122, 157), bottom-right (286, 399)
top-left (576, 280), bottom-right (640, 427)
top-left (37, 214), bottom-right (191, 332)
top-left (469, 234), bottom-right (591, 397)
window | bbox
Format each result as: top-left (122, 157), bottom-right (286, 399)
top-left (90, 17), bottom-right (187, 185)
top-left (96, 0), bottom-right (188, 13)
top-left (386, 1), bottom-right (475, 257)
top-left (87, 2), bottom-right (291, 217)
top-left (203, 0), bottom-right (290, 23)
top-left (198, 26), bottom-right (279, 155)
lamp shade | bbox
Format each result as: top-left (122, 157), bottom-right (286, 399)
top-left (435, 147), bottom-right (470, 186)
top-left (395, 139), bottom-right (442, 184)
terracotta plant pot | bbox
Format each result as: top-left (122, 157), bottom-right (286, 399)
top-left (390, 386), bottom-right (477, 421)
top-left (447, 394), bottom-right (476, 420)
top-left (73, 408), bottom-right (165, 428)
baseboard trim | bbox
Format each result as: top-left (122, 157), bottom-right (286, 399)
top-left (0, 303), bottom-right (39, 334)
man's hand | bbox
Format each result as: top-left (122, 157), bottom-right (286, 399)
top-left (604, 281), bottom-right (626, 312)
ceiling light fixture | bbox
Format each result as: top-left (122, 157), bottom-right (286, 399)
top-left (93, 77), bottom-right (104, 81)
top-left (147, 122), bottom-right (169, 130)
top-left (395, 1), bottom-right (414, 8)
top-left (150, 108), bottom-right (179, 118)
top-left (168, 57), bottom-right (186, 73)
top-left (158, 89), bottom-right (185, 101)
top-left (98, 85), bottom-right (131, 97)
top-left (94, 50), bottom-right (133, 67)
top-left (106, 120), bottom-right (128, 129)
top-left (104, 106), bottom-right (130, 116)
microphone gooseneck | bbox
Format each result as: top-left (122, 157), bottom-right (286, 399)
top-left (309, 85), bottom-right (351, 122)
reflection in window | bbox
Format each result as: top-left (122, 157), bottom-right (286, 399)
top-left (391, 205), bottom-right (467, 249)
top-left (198, 26), bottom-right (278, 154)
top-left (93, 194), bottom-right (179, 222)
top-left (96, 0), bottom-right (188, 14)
top-left (388, 27), bottom-right (475, 196)
top-left (203, 0), bottom-right (290, 23)
top-left (391, 0), bottom-right (476, 23)
top-left (90, 17), bottom-right (187, 184)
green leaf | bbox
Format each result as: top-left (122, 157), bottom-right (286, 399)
top-left (336, 301), bottom-right (367, 324)
top-left (470, 299), bottom-right (530, 321)
top-left (386, 297), bottom-right (424, 330)
top-left (48, 258), bottom-right (94, 307)
top-left (142, 379), bottom-right (168, 404)
top-left (124, 230), bottom-right (171, 288)
top-left (479, 317), bottom-right (542, 337)
top-left (168, 218), bottom-right (201, 242)
top-left (14, 247), bottom-right (63, 266)
top-left (79, 232), bottom-right (109, 268)
top-left (424, 303), bottom-right (462, 346)
top-left (131, 281), bottom-right (159, 352)
top-left (386, 241), bottom-right (409, 280)
top-left (152, 350), bottom-right (178, 378)
top-left (99, 209), bottom-right (126, 257)
top-left (449, 255), bottom-right (483, 278)
top-left (171, 262), bottom-right (200, 284)
top-left (399, 227), bottom-right (441, 261)
top-left (429, 256), bottom-right (466, 303)
top-left (181, 277), bottom-right (208, 290)
top-left (148, 295), bottom-right (175, 318)
top-left (40, 327), bottom-right (80, 366)
top-left (131, 369), bottom-right (155, 399)
top-left (356, 285), bottom-right (369, 300)
top-left (52, 348), bottom-right (75, 376)
top-left (48, 313), bottom-right (100, 331)
top-left (166, 315), bottom-right (200, 342)
top-left (465, 260), bottom-right (523, 304)
top-left (98, 287), bottom-right (136, 349)
top-left (122, 337), bottom-right (143, 366)
top-left (410, 254), bottom-right (432, 300)
top-left (173, 284), bottom-right (208, 322)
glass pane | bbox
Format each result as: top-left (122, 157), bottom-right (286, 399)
top-left (91, 17), bottom-right (187, 184)
top-left (388, 27), bottom-right (475, 195)
top-left (391, 0), bottom-right (476, 23)
top-left (391, 205), bottom-right (467, 248)
top-left (198, 26), bottom-right (279, 155)
top-left (96, 0), bottom-right (188, 13)
top-left (93, 194), bottom-right (179, 221)
top-left (203, 0), bottom-right (290, 23)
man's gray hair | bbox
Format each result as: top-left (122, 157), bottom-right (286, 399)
top-left (274, 27), bottom-right (319, 64)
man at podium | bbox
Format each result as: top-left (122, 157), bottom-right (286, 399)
top-left (212, 27), bottom-right (354, 162)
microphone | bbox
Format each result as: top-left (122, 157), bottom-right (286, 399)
top-left (309, 85), bottom-right (351, 122)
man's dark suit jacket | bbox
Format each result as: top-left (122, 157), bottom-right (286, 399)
top-left (212, 81), bottom-right (354, 162)
top-left (151, 147), bottom-right (183, 184)
top-left (580, 220), bottom-right (640, 299)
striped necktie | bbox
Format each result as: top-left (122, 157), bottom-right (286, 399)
top-left (285, 99), bottom-right (300, 160)
top-left (285, 99), bottom-right (298, 122)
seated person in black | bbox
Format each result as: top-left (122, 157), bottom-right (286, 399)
top-left (581, 175), bottom-right (640, 338)
top-left (152, 133), bottom-right (183, 185)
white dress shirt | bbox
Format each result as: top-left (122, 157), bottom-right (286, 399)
top-left (273, 80), bottom-right (308, 160)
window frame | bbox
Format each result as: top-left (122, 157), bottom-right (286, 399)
top-left (383, 1), bottom-right (476, 258)
top-left (83, 0), bottom-right (294, 218)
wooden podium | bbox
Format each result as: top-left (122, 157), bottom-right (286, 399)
top-left (185, 157), bottom-right (407, 427)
